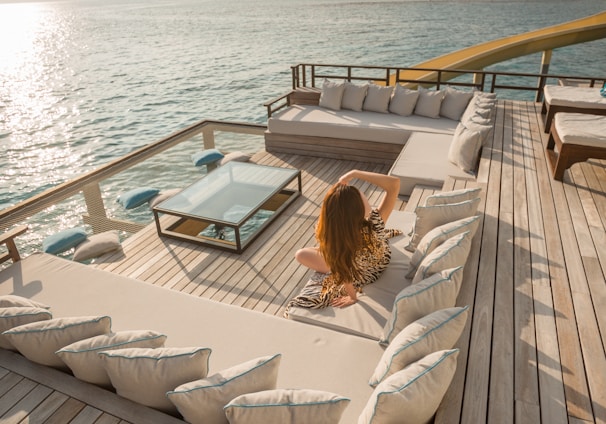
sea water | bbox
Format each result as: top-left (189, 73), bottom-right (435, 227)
top-left (1, 0), bottom-right (605, 252)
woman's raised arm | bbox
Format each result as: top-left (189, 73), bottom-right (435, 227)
top-left (338, 170), bottom-right (400, 223)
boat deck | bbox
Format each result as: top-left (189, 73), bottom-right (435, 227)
top-left (2, 98), bottom-right (606, 423)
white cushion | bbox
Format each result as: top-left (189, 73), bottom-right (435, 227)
top-left (225, 389), bottom-right (351, 424)
top-left (448, 123), bottom-right (491, 173)
top-left (167, 354), bottom-right (281, 424)
top-left (100, 347), bottom-right (211, 414)
top-left (319, 79), bottom-right (345, 111)
top-left (424, 187), bottom-right (482, 206)
top-left (414, 87), bottom-right (445, 118)
top-left (369, 306), bottom-right (468, 387)
top-left (363, 84), bottom-right (393, 113)
top-left (0, 295), bottom-right (49, 309)
top-left (389, 85), bottom-right (419, 116)
top-left (412, 231), bottom-right (472, 284)
top-left (554, 113), bottom-right (606, 148)
top-left (148, 188), bottom-right (182, 208)
top-left (358, 349), bottom-right (459, 424)
top-left (3, 316), bottom-right (111, 369)
top-left (440, 87), bottom-right (473, 121)
top-left (341, 82), bottom-right (368, 112)
top-left (0, 307), bottom-right (52, 350)
top-left (407, 197), bottom-right (480, 252)
top-left (56, 330), bottom-right (167, 387)
top-left (72, 231), bottom-right (121, 262)
top-left (406, 215), bottom-right (480, 279)
top-left (219, 151), bottom-right (251, 166)
top-left (381, 267), bottom-right (463, 345)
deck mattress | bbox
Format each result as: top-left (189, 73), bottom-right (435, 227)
top-left (555, 113), bottom-right (606, 148)
top-left (544, 85), bottom-right (606, 109)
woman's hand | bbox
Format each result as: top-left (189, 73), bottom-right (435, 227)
top-left (331, 295), bottom-right (357, 308)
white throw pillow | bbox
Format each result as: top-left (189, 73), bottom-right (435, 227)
top-left (319, 79), bottom-right (345, 111)
top-left (0, 307), bottom-right (53, 350)
top-left (388, 85), bottom-right (419, 116)
top-left (341, 82), bottom-right (368, 111)
top-left (407, 197), bottom-right (480, 252)
top-left (413, 87), bottom-right (445, 118)
top-left (219, 151), bottom-right (251, 166)
top-left (56, 330), bottom-right (167, 387)
top-left (448, 123), bottom-right (491, 173)
top-left (0, 295), bottom-right (49, 309)
top-left (149, 188), bottom-right (182, 208)
top-left (167, 354), bottom-right (281, 424)
top-left (412, 231), bottom-right (472, 284)
top-left (100, 347), bottom-right (211, 414)
top-left (440, 87), bottom-right (474, 121)
top-left (381, 267), bottom-right (463, 345)
top-left (406, 215), bottom-right (480, 279)
top-left (369, 306), bottom-right (468, 387)
top-left (3, 316), bottom-right (111, 369)
top-left (363, 84), bottom-right (393, 113)
top-left (225, 389), bottom-right (350, 424)
top-left (424, 187), bottom-right (482, 206)
top-left (72, 230), bottom-right (121, 262)
top-left (359, 349), bottom-right (459, 424)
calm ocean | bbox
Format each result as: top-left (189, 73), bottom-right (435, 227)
top-left (1, 0), bottom-right (605, 251)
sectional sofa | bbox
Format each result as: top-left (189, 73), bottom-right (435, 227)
top-left (0, 187), bottom-right (482, 424)
top-left (265, 81), bottom-right (496, 195)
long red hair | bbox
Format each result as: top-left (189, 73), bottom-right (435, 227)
top-left (316, 184), bottom-right (370, 283)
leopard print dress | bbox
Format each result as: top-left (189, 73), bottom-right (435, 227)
top-left (285, 209), bottom-right (402, 313)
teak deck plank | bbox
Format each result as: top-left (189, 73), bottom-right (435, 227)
top-left (4, 98), bottom-right (606, 423)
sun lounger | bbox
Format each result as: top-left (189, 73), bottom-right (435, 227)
top-left (545, 113), bottom-right (606, 180)
top-left (542, 85), bottom-right (606, 133)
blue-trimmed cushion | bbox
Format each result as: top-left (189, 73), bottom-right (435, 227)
top-left (359, 350), bottom-right (459, 424)
top-left (117, 187), bottom-right (160, 209)
top-left (412, 231), bottom-right (472, 284)
top-left (191, 149), bottom-right (224, 167)
top-left (0, 295), bottom-right (49, 309)
top-left (2, 316), bottom-right (111, 369)
top-left (42, 227), bottom-right (88, 254)
top-left (167, 354), bottom-right (281, 424)
top-left (56, 330), bottom-right (167, 387)
top-left (224, 389), bottom-right (350, 424)
top-left (424, 187), bottom-right (481, 206)
top-left (406, 215), bottom-right (480, 279)
top-left (369, 307), bottom-right (468, 387)
top-left (381, 267), bottom-right (463, 345)
top-left (0, 307), bottom-right (53, 350)
top-left (99, 347), bottom-right (211, 414)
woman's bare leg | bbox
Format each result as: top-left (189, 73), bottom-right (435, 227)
top-left (295, 247), bottom-right (330, 274)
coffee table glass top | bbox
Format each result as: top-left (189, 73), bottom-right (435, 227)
top-left (155, 161), bottom-right (300, 224)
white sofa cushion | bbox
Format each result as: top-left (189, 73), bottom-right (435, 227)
top-left (225, 389), bottom-right (351, 424)
top-left (0, 307), bottom-right (52, 350)
top-left (56, 330), bottom-right (167, 387)
top-left (342, 82), bottom-right (368, 112)
top-left (440, 87), bottom-right (474, 121)
top-left (381, 267), bottom-right (463, 345)
top-left (359, 349), bottom-right (459, 424)
top-left (286, 211), bottom-right (416, 340)
top-left (412, 231), bottom-right (472, 284)
top-left (424, 187), bottom-right (482, 206)
top-left (414, 87), bottom-right (445, 118)
top-left (0, 295), bottom-right (50, 309)
top-left (3, 316), bottom-right (111, 369)
top-left (407, 197), bottom-right (480, 252)
top-left (100, 347), bottom-right (212, 414)
top-left (369, 307), bottom-right (468, 387)
top-left (72, 230), bottom-right (121, 262)
top-left (388, 132), bottom-right (473, 196)
top-left (167, 354), bottom-right (281, 424)
top-left (448, 122), bottom-right (491, 173)
top-left (319, 79), bottom-right (345, 111)
top-left (363, 84), bottom-right (393, 113)
top-left (268, 105), bottom-right (458, 144)
top-left (389, 85), bottom-right (419, 116)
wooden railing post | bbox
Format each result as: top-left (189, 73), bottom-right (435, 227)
top-left (536, 50), bottom-right (552, 102)
top-left (202, 128), bottom-right (216, 150)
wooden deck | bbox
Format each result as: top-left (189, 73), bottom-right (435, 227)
top-left (2, 98), bottom-right (606, 423)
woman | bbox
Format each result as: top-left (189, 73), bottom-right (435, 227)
top-left (286, 170), bottom-right (401, 311)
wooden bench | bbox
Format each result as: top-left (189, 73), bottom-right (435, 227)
top-left (545, 113), bottom-right (606, 181)
top-left (541, 85), bottom-right (606, 133)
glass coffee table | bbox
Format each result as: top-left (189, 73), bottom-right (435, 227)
top-left (152, 162), bottom-right (302, 253)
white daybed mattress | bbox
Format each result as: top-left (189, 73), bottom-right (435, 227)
top-left (554, 113), bottom-right (606, 148)
top-left (0, 253), bottom-right (386, 423)
top-left (268, 104), bottom-right (458, 144)
top-left (544, 85), bottom-right (606, 109)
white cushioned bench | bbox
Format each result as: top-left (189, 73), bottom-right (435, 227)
top-left (542, 85), bottom-right (606, 133)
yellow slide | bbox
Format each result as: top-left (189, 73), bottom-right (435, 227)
top-left (394, 11), bottom-right (606, 85)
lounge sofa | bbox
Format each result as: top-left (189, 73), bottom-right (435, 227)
top-left (265, 81), bottom-right (496, 195)
top-left (0, 187), bottom-right (482, 424)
